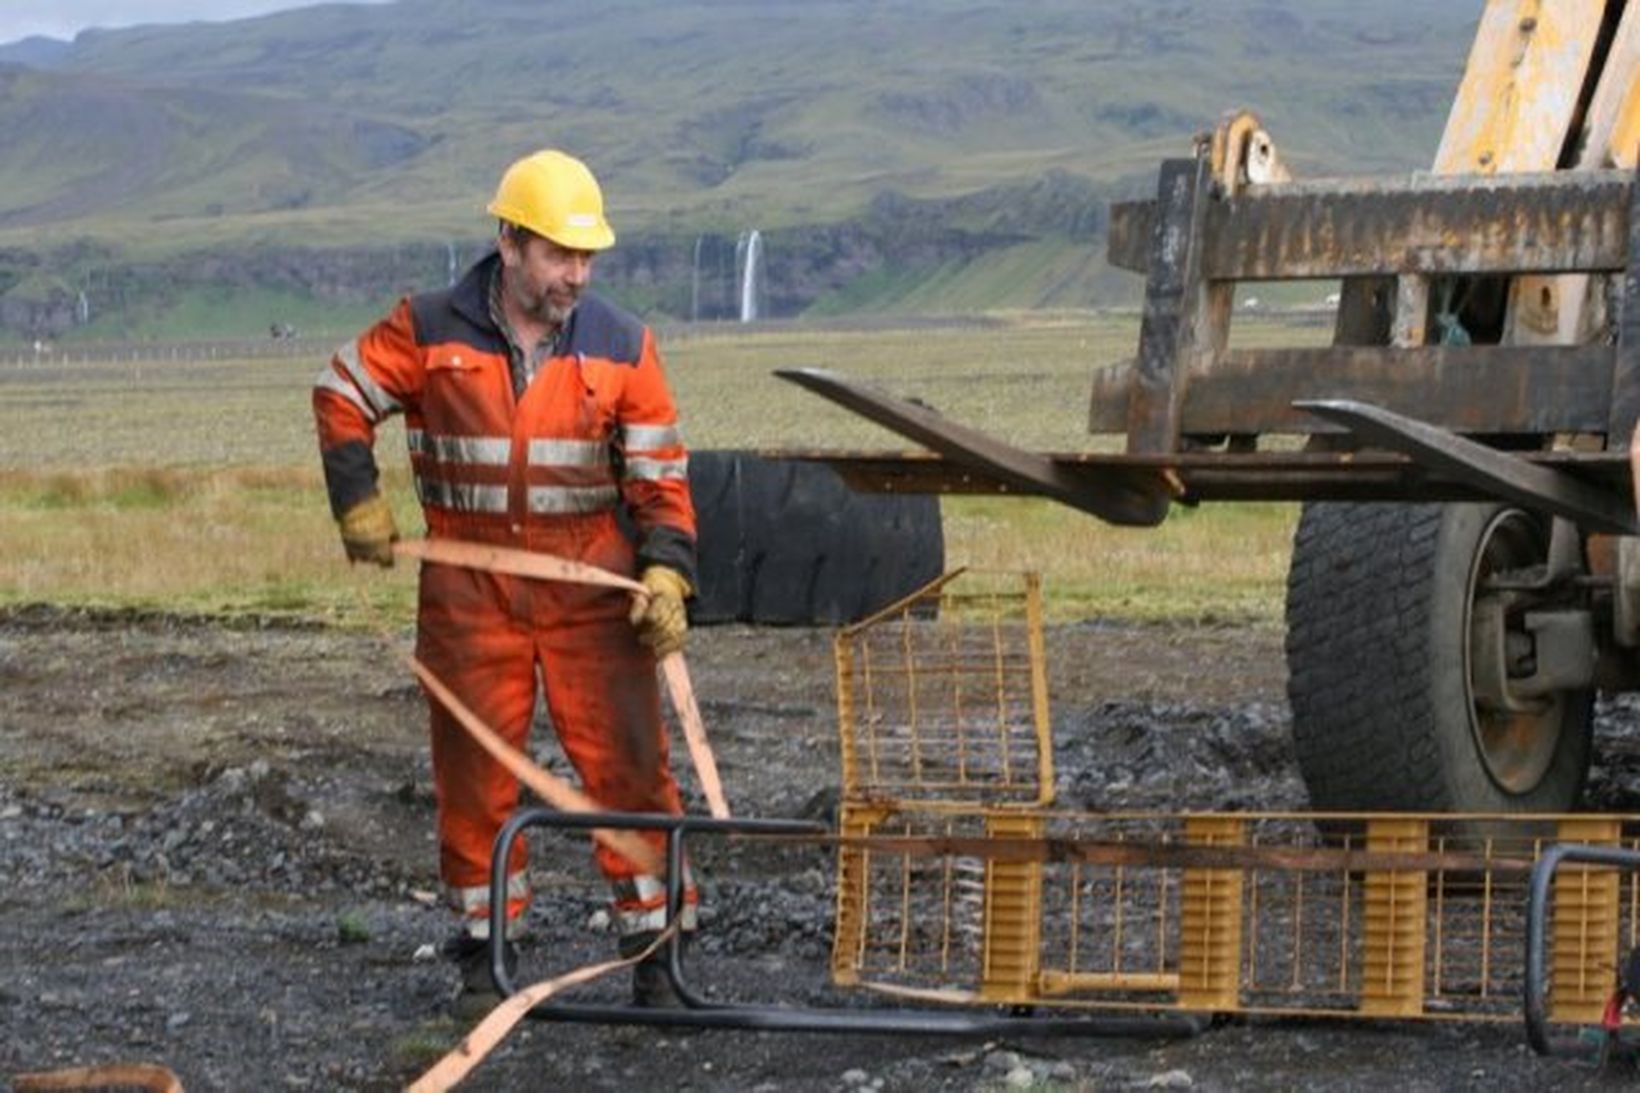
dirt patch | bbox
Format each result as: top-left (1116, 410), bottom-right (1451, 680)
top-left (0, 609), bottom-right (1632, 1089)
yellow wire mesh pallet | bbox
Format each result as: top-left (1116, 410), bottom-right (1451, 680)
top-left (829, 570), bottom-right (1640, 1026)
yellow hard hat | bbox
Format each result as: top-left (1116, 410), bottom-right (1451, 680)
top-left (486, 149), bottom-right (615, 251)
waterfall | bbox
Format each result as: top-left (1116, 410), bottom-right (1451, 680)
top-left (77, 289), bottom-right (90, 325)
top-left (446, 241), bottom-right (459, 286)
top-left (735, 229), bottom-right (763, 323)
top-left (691, 234), bottom-right (705, 322)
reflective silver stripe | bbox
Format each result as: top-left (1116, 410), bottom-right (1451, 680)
top-left (619, 875), bottom-right (668, 903)
top-left (313, 367), bottom-right (375, 421)
top-left (405, 433), bottom-right (608, 468)
top-left (611, 868), bottom-right (699, 936)
top-left (416, 481), bottom-right (617, 514)
top-left (451, 872), bottom-right (531, 914)
top-left (614, 901), bottom-right (698, 935)
top-left (527, 438), bottom-right (610, 466)
top-left (620, 423), bottom-right (681, 451)
top-left (623, 456), bottom-right (688, 482)
top-left (526, 485), bottom-right (619, 515)
top-left (416, 479), bottom-right (509, 514)
top-left (408, 429), bottom-right (512, 467)
top-left (334, 340), bottom-right (401, 419)
top-left (612, 866), bottom-right (696, 905)
top-left (449, 873), bottom-right (531, 940)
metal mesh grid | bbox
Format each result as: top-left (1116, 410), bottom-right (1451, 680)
top-left (827, 568), bottom-right (1640, 1024)
top-left (833, 570), bottom-right (1052, 807)
top-left (832, 806), bottom-right (1640, 1021)
top-left (832, 808), bottom-right (994, 993)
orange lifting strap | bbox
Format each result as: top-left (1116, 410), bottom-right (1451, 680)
top-left (394, 538), bottom-right (729, 820)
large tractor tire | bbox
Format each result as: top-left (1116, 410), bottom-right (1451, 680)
top-left (687, 450), bottom-right (944, 626)
top-left (1285, 501), bottom-right (1593, 813)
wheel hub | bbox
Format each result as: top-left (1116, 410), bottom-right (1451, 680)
top-left (1463, 509), bottom-right (1570, 796)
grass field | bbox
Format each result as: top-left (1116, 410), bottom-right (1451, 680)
top-left (0, 314), bottom-right (1315, 625)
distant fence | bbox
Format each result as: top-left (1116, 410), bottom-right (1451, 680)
top-left (1, 308), bottom-right (1338, 368)
top-left (0, 336), bottom-right (337, 368)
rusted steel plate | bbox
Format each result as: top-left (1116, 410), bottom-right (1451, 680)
top-left (1130, 157), bottom-right (1217, 453)
top-left (776, 367), bottom-right (1171, 525)
top-left (1609, 160), bottom-right (1640, 445)
top-left (773, 448), bottom-right (1630, 510)
top-left (1107, 199), bottom-right (1154, 273)
top-left (1087, 345), bottom-right (1614, 435)
top-left (1107, 170), bottom-right (1632, 279)
top-left (1298, 399), bottom-right (1639, 535)
top-left (763, 450), bottom-right (1020, 496)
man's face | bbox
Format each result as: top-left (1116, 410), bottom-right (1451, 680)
top-left (499, 229), bottom-right (594, 327)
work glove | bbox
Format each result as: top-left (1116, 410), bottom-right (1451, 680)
top-left (628, 565), bottom-right (691, 658)
top-left (336, 491), bottom-right (399, 568)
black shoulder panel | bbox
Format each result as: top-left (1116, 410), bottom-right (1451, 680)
top-left (409, 284), bottom-right (507, 355)
top-left (566, 293), bottom-right (645, 366)
top-left (409, 253), bottom-right (507, 353)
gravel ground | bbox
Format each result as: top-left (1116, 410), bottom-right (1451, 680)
top-left (2, 607), bottom-right (1638, 1090)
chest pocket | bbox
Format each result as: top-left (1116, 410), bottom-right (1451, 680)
top-left (426, 348), bottom-right (483, 375)
top-left (570, 356), bottom-right (623, 439)
top-left (422, 347), bottom-right (507, 434)
top-left (534, 353), bottom-right (618, 440)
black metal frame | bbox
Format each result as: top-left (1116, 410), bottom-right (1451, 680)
top-left (485, 806), bottom-right (1207, 1037)
top-left (1524, 842), bottom-right (1640, 1055)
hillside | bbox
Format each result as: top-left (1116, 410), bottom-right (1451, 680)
top-left (0, 0), bottom-right (1481, 337)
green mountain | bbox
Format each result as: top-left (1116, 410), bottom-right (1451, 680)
top-left (0, 0), bottom-right (1480, 338)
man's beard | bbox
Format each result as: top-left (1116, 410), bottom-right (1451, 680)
top-left (540, 296), bottom-right (576, 326)
top-left (508, 275), bottom-right (578, 327)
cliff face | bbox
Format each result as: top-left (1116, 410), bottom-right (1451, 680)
top-left (0, 287), bottom-right (79, 338)
top-left (0, 172), bottom-right (1119, 339)
top-left (0, 228), bottom-right (1019, 338)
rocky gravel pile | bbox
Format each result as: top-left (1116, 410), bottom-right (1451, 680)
top-left (1056, 699), bottom-right (1302, 813)
top-left (1, 762), bottom-right (410, 900)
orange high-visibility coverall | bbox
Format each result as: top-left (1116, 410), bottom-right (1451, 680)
top-left (312, 253), bottom-right (697, 938)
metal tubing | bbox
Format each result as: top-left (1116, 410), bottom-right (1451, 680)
top-left (663, 822), bottom-right (710, 1008)
top-left (526, 1000), bottom-right (1211, 1037)
top-left (485, 806), bottom-right (1207, 1039)
top-left (1524, 842), bottom-right (1640, 1055)
top-left (487, 807), bottom-right (825, 996)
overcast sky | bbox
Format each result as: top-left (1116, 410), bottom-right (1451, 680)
top-left (0, 1), bottom-right (394, 46)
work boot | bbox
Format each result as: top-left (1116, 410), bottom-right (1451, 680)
top-left (619, 930), bottom-right (690, 1009)
top-left (442, 933), bottom-right (518, 1021)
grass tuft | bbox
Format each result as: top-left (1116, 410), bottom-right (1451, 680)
top-left (336, 911), bottom-right (373, 945)
top-left (391, 1023), bottom-right (461, 1066)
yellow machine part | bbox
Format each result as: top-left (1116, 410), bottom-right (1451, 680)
top-left (1433, 1), bottom-right (1640, 346)
top-left (829, 571), bottom-right (1640, 1025)
top-left (832, 569), bottom-right (1054, 809)
top-left (830, 802), bottom-right (1640, 1024)
top-left (1434, 0), bottom-right (1607, 175)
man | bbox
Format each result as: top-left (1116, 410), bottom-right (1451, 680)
top-left (311, 149), bottom-right (697, 1014)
